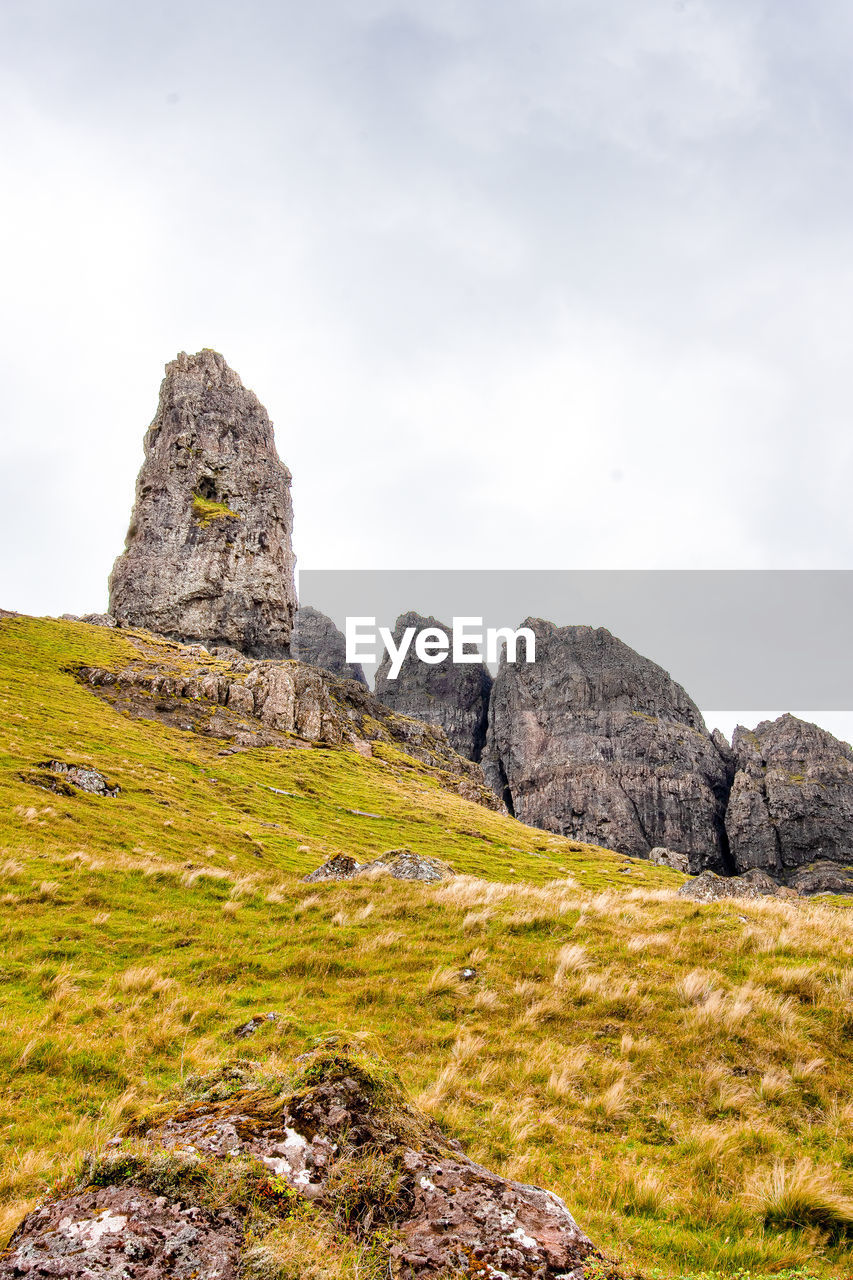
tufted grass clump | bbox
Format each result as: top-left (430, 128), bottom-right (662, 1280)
top-left (753, 1159), bottom-right (853, 1236)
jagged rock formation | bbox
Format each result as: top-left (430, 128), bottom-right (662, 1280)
top-left (374, 612), bottom-right (493, 762)
top-left (483, 620), bottom-right (733, 870)
top-left (292, 605), bottom-right (366, 684)
top-left (0, 1043), bottom-right (599, 1279)
top-left (75, 632), bottom-right (501, 811)
top-left (725, 714), bottom-right (853, 885)
top-left (108, 350), bottom-right (296, 657)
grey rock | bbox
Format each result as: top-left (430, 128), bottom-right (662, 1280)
top-left (30, 761), bottom-right (120, 798)
top-left (0, 1184), bottom-right (241, 1278)
top-left (303, 849), bottom-right (453, 884)
top-left (233, 1011), bottom-right (279, 1039)
top-left (303, 853), bottom-right (363, 882)
top-left (373, 849), bottom-right (452, 882)
top-left (726, 714), bottom-right (853, 877)
top-left (374, 612), bottom-right (493, 762)
top-left (292, 605), bottom-right (366, 684)
top-left (786, 859), bottom-right (853, 896)
top-left (649, 846), bottom-right (690, 873)
top-left (677, 870), bottom-right (768, 902)
top-left (76, 637), bottom-right (501, 811)
top-left (82, 613), bottom-right (117, 628)
top-left (50, 1042), bottom-right (600, 1280)
top-left (108, 350), bottom-right (296, 657)
top-left (484, 619), bottom-right (733, 870)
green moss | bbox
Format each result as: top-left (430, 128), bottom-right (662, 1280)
top-left (192, 493), bottom-right (242, 527)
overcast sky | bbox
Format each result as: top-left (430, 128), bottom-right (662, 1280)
top-left (2, 1), bottom-right (852, 733)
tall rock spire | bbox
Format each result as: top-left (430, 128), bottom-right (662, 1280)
top-left (109, 349), bottom-right (296, 656)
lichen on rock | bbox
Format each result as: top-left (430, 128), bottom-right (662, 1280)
top-left (1, 1042), bottom-right (602, 1280)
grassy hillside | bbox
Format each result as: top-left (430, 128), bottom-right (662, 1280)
top-left (1, 615), bottom-right (852, 1279)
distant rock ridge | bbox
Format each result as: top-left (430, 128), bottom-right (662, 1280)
top-left (482, 619), bottom-right (733, 872)
top-left (374, 612), bottom-right (493, 762)
top-left (109, 350), bottom-right (296, 657)
top-left (292, 605), bottom-right (366, 684)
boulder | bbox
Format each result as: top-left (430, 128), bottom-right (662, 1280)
top-left (786, 860), bottom-right (853, 896)
top-left (649, 847), bottom-right (690, 873)
top-left (677, 869), bottom-right (790, 902)
top-left (108, 350), bottom-right (296, 657)
top-left (1, 1043), bottom-right (600, 1279)
top-left (484, 620), bottom-right (733, 871)
top-left (0, 1186), bottom-right (241, 1278)
top-left (678, 871), bottom-right (762, 902)
top-left (292, 605), bottom-right (366, 684)
top-left (26, 761), bottom-right (120, 799)
top-left (374, 612), bottom-right (493, 762)
top-left (726, 715), bottom-right (853, 877)
top-left (303, 850), bottom-right (453, 884)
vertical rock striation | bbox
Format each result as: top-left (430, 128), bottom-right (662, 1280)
top-left (726, 714), bottom-right (853, 885)
top-left (483, 619), bottom-right (733, 870)
top-left (108, 350), bottom-right (296, 657)
top-left (292, 605), bottom-right (367, 684)
top-left (373, 611), bottom-right (493, 762)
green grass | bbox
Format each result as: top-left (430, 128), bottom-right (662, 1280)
top-left (191, 492), bottom-right (241, 525)
top-left (1, 615), bottom-right (852, 1279)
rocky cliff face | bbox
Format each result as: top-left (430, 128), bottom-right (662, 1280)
top-left (483, 619), bottom-right (733, 870)
top-left (726, 714), bottom-right (853, 881)
top-left (108, 350), bottom-right (296, 657)
top-left (292, 605), bottom-right (366, 684)
top-left (374, 612), bottom-right (493, 762)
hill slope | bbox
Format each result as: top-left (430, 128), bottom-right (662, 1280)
top-left (1, 616), bottom-right (852, 1278)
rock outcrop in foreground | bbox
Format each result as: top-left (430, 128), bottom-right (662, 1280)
top-left (725, 714), bottom-right (853, 888)
top-left (1, 1043), bottom-right (600, 1279)
top-left (292, 605), bottom-right (367, 684)
top-left (109, 350), bottom-right (297, 657)
top-left (75, 629), bottom-right (500, 811)
top-left (374, 612), bottom-right (493, 762)
top-left (484, 620), bottom-right (733, 871)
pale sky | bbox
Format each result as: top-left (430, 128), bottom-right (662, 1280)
top-left (2, 1), bottom-right (852, 736)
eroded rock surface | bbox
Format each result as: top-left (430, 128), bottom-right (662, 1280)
top-left (25, 761), bottom-right (120, 799)
top-left (0, 1185), bottom-right (241, 1279)
top-left (108, 350), bottom-right (296, 657)
top-left (649, 847), bottom-right (690, 873)
top-left (374, 612), bottom-right (493, 762)
top-left (484, 620), bottom-right (733, 870)
top-left (726, 715), bottom-right (853, 879)
top-left (786, 860), bottom-right (853, 896)
top-left (677, 869), bottom-right (797, 902)
top-left (303, 850), bottom-right (453, 884)
top-left (3, 1045), bottom-right (599, 1280)
top-left (74, 633), bottom-right (500, 811)
top-left (292, 605), bottom-right (367, 685)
